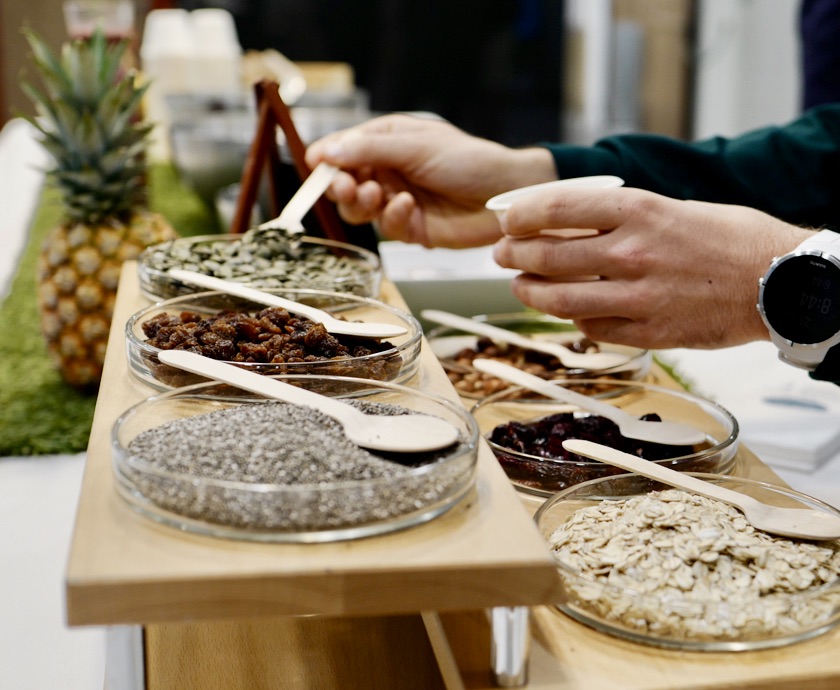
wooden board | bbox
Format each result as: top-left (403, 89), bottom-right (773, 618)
top-left (145, 614), bottom-right (448, 690)
top-left (65, 263), bottom-right (562, 627)
top-left (432, 602), bottom-right (840, 690)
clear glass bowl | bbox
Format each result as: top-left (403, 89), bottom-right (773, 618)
top-left (470, 379), bottom-right (739, 497)
top-left (427, 312), bottom-right (651, 400)
top-left (125, 288), bottom-right (422, 391)
top-left (112, 376), bottom-right (479, 542)
top-left (534, 473), bottom-right (840, 651)
top-left (138, 233), bottom-right (383, 301)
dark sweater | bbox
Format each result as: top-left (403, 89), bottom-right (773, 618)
top-left (543, 104), bottom-right (840, 232)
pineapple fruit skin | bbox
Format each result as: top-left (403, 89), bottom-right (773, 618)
top-left (37, 212), bottom-right (177, 389)
top-left (23, 29), bottom-right (180, 389)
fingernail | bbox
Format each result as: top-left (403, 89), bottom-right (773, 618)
top-left (497, 211), bottom-right (509, 234)
top-left (324, 142), bottom-right (344, 161)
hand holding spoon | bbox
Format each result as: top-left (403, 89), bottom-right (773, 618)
top-left (472, 358), bottom-right (706, 446)
top-left (563, 439), bottom-right (840, 541)
top-left (157, 350), bottom-right (460, 453)
top-left (167, 269), bottom-right (408, 339)
top-left (422, 309), bottom-right (629, 371)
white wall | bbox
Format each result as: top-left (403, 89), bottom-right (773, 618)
top-left (692, 0), bottom-right (801, 139)
top-left (563, 0), bottom-right (800, 144)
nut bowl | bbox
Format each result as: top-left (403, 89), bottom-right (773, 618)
top-left (470, 379), bottom-right (739, 497)
top-left (427, 312), bottom-right (651, 400)
top-left (138, 230), bottom-right (382, 301)
top-left (112, 375), bottom-right (479, 542)
top-left (126, 288), bottom-right (422, 391)
top-left (534, 473), bottom-right (840, 651)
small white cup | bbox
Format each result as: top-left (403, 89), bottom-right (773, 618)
top-left (140, 9), bottom-right (192, 58)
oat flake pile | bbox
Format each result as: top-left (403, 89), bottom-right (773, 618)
top-left (550, 490), bottom-right (840, 640)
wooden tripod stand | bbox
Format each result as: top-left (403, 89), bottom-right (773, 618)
top-left (230, 79), bottom-right (378, 254)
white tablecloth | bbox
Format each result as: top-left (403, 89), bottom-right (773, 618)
top-left (0, 119), bottom-right (106, 689)
top-left (658, 345), bottom-right (840, 507)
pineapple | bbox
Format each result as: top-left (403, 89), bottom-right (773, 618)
top-left (22, 29), bottom-right (177, 389)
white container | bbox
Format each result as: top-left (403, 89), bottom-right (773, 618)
top-left (140, 9), bottom-right (194, 158)
top-left (140, 8), bottom-right (194, 94)
top-left (140, 8), bottom-right (245, 159)
top-left (189, 8), bottom-right (243, 94)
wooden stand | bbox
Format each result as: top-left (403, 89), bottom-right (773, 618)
top-left (230, 80), bottom-right (379, 255)
top-left (69, 263), bottom-right (562, 688)
top-left (70, 264), bottom-right (840, 689)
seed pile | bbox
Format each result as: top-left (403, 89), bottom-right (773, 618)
top-left (121, 401), bottom-right (469, 532)
top-left (550, 490), bottom-right (840, 641)
top-left (440, 335), bottom-right (631, 398)
top-left (141, 227), bottom-right (376, 298)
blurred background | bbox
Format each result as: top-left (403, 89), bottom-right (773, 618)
top-left (0, 0), bottom-right (805, 318)
top-left (1, 0), bottom-right (801, 147)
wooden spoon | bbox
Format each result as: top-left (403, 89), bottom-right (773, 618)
top-left (157, 350), bottom-right (460, 453)
top-left (472, 358), bottom-right (706, 446)
top-left (421, 309), bottom-right (629, 371)
top-left (168, 269), bottom-right (408, 339)
top-left (257, 160), bottom-right (338, 233)
top-left (563, 439), bottom-right (840, 541)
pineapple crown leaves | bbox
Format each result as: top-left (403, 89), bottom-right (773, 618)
top-left (21, 28), bottom-right (153, 224)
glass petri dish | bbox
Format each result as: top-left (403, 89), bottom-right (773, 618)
top-left (138, 232), bottom-right (383, 301)
top-left (534, 473), bottom-right (840, 651)
top-left (471, 378), bottom-right (739, 497)
top-left (125, 288), bottom-right (422, 391)
top-left (112, 375), bottom-right (479, 542)
top-left (427, 312), bottom-right (651, 400)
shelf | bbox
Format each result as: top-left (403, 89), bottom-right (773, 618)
top-left (71, 262), bottom-right (840, 689)
top-left (65, 263), bottom-right (562, 627)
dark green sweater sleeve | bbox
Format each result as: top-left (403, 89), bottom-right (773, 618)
top-left (542, 104), bottom-right (840, 231)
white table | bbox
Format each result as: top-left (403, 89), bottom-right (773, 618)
top-left (658, 344), bottom-right (840, 508)
top-left (0, 119), bottom-right (106, 689)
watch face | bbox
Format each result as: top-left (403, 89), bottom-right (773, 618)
top-left (762, 253), bottom-right (840, 344)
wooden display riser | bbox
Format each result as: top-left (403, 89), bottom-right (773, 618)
top-left (433, 605), bottom-right (840, 690)
top-left (76, 263), bottom-right (840, 689)
top-left (73, 263), bottom-right (559, 688)
top-left (144, 614), bottom-right (448, 690)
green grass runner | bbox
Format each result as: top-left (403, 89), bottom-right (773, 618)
top-left (0, 164), bottom-right (219, 456)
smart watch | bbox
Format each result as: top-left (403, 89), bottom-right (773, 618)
top-left (757, 229), bottom-right (840, 373)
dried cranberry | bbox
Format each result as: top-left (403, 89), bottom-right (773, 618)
top-left (489, 411), bottom-right (700, 489)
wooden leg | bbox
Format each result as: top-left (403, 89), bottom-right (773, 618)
top-left (490, 606), bottom-right (530, 687)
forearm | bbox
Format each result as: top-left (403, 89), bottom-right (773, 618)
top-left (542, 104), bottom-right (840, 230)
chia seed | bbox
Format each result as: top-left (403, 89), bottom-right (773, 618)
top-left (120, 400), bottom-right (472, 535)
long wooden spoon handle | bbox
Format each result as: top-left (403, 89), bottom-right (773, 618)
top-left (157, 350), bottom-right (359, 425)
top-left (562, 439), bottom-right (750, 510)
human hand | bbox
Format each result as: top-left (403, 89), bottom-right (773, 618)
top-left (492, 187), bottom-right (815, 350)
top-left (305, 113), bottom-right (557, 248)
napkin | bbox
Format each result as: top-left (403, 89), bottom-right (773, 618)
top-left (723, 383), bottom-right (840, 471)
top-left (661, 343), bottom-right (840, 473)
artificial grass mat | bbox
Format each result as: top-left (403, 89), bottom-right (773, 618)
top-left (0, 164), bottom-right (220, 456)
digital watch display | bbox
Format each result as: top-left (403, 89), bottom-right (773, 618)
top-left (758, 230), bottom-right (840, 370)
